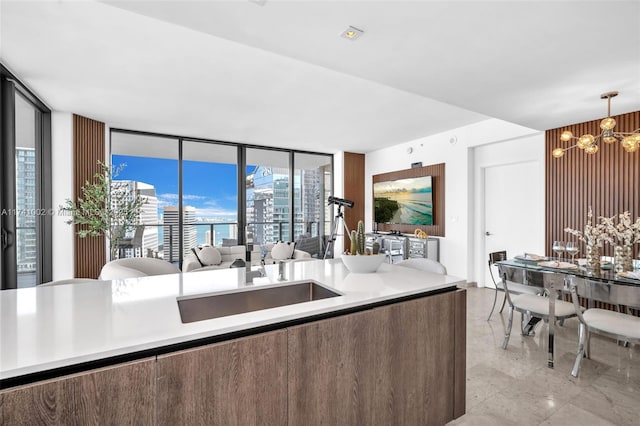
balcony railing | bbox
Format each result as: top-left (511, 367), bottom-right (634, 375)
top-left (118, 220), bottom-right (323, 261)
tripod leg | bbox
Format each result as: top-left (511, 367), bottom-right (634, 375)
top-left (323, 213), bottom-right (342, 259)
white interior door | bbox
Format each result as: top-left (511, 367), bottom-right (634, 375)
top-left (483, 161), bottom-right (542, 288)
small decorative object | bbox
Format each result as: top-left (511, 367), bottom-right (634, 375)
top-left (600, 211), bottom-right (640, 273)
top-left (564, 207), bottom-right (608, 271)
top-left (350, 230), bottom-right (358, 255)
top-left (585, 243), bottom-right (601, 271)
top-left (356, 220), bottom-right (366, 254)
top-left (341, 253), bottom-right (385, 273)
top-left (372, 241), bottom-right (381, 255)
top-left (342, 220), bottom-right (384, 272)
top-left (414, 228), bottom-right (428, 239)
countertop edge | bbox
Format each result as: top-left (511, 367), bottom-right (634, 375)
top-left (1, 281), bottom-right (463, 385)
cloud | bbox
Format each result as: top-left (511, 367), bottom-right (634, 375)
top-left (192, 207), bottom-right (238, 218)
top-left (155, 193), bottom-right (237, 218)
top-left (157, 193), bottom-right (208, 208)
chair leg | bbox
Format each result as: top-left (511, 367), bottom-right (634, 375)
top-left (585, 330), bottom-right (591, 359)
top-left (571, 322), bottom-right (586, 377)
top-left (487, 287), bottom-right (499, 321)
top-left (520, 311), bottom-right (527, 334)
top-left (502, 305), bottom-right (514, 349)
top-left (498, 291), bottom-right (507, 313)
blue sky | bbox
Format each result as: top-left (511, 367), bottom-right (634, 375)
top-left (112, 155), bottom-right (241, 218)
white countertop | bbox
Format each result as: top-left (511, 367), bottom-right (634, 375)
top-left (1, 259), bottom-right (463, 382)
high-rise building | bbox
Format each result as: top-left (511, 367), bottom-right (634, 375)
top-left (246, 165), bottom-right (324, 248)
top-left (16, 148), bottom-right (36, 273)
top-left (163, 206), bottom-right (196, 261)
top-left (112, 180), bottom-right (159, 258)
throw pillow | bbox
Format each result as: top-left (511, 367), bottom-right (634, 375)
top-left (271, 241), bottom-right (296, 261)
top-left (199, 246), bottom-right (222, 266)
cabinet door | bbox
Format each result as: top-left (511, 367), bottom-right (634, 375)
top-left (156, 330), bottom-right (287, 426)
top-left (0, 358), bottom-right (155, 425)
top-left (288, 290), bottom-right (463, 426)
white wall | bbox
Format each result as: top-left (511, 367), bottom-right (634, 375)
top-left (365, 118), bottom-right (543, 281)
top-left (51, 112), bottom-right (74, 280)
top-left (332, 152), bottom-right (345, 255)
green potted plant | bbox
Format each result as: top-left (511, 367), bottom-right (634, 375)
top-left (60, 161), bottom-right (147, 260)
top-left (341, 220), bottom-right (385, 273)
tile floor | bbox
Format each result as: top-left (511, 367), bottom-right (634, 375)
top-left (448, 287), bottom-right (640, 426)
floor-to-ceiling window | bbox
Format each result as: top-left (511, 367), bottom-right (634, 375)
top-left (245, 148), bottom-right (291, 246)
top-left (1, 67), bottom-right (52, 289)
top-left (293, 153), bottom-right (332, 258)
top-left (182, 140), bottom-right (238, 251)
top-left (111, 132), bottom-right (179, 262)
top-left (110, 129), bottom-right (333, 266)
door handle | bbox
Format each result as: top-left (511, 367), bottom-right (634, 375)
top-left (485, 231), bottom-right (492, 236)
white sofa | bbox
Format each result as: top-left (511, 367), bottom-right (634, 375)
top-left (263, 243), bottom-right (312, 264)
top-left (183, 245), bottom-right (262, 272)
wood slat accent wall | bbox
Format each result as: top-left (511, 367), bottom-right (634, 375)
top-left (546, 110), bottom-right (640, 258)
top-left (343, 152), bottom-right (365, 249)
top-left (373, 163), bottom-right (445, 237)
top-left (73, 115), bottom-right (106, 278)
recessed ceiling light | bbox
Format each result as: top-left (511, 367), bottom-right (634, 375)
top-left (340, 26), bottom-right (364, 41)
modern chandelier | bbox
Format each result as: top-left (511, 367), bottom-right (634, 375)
top-left (552, 91), bottom-right (640, 158)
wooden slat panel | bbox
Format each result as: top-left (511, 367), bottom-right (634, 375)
top-left (373, 163), bottom-right (445, 237)
top-left (546, 110), bottom-right (640, 259)
top-left (343, 152), bottom-right (365, 249)
top-left (73, 114), bottom-right (105, 278)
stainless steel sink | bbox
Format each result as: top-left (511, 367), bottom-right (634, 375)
top-left (177, 281), bottom-right (341, 323)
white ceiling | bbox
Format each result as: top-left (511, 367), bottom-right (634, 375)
top-left (1, 0), bottom-right (639, 154)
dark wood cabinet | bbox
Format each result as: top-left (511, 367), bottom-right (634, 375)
top-left (0, 358), bottom-right (155, 425)
top-left (155, 330), bottom-right (288, 426)
top-left (1, 290), bottom-right (465, 425)
top-left (288, 290), bottom-right (465, 425)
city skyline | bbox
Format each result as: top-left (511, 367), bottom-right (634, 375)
top-left (112, 155), bottom-right (238, 220)
top-left (110, 154), bottom-right (328, 257)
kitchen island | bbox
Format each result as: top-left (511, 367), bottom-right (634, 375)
top-left (1, 259), bottom-right (466, 425)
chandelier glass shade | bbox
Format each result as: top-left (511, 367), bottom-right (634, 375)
top-left (552, 91), bottom-right (640, 158)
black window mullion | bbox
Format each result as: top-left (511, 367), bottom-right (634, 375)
top-left (1, 78), bottom-right (17, 289)
top-left (238, 145), bottom-right (246, 246)
top-left (289, 151), bottom-right (294, 243)
top-left (178, 139), bottom-right (184, 268)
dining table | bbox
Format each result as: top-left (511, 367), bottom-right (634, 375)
top-left (496, 257), bottom-right (640, 368)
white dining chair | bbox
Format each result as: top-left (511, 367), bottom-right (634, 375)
top-left (502, 270), bottom-right (580, 349)
top-left (487, 251), bottom-right (545, 320)
top-left (569, 277), bottom-right (640, 377)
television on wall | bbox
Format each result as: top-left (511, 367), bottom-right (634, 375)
top-left (374, 176), bottom-right (433, 226)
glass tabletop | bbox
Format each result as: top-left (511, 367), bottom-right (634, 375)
top-left (498, 258), bottom-right (640, 286)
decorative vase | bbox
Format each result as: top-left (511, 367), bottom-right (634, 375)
top-left (585, 243), bottom-right (600, 271)
top-left (614, 244), bottom-right (634, 273)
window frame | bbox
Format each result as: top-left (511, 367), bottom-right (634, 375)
top-left (110, 128), bottom-right (334, 266)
